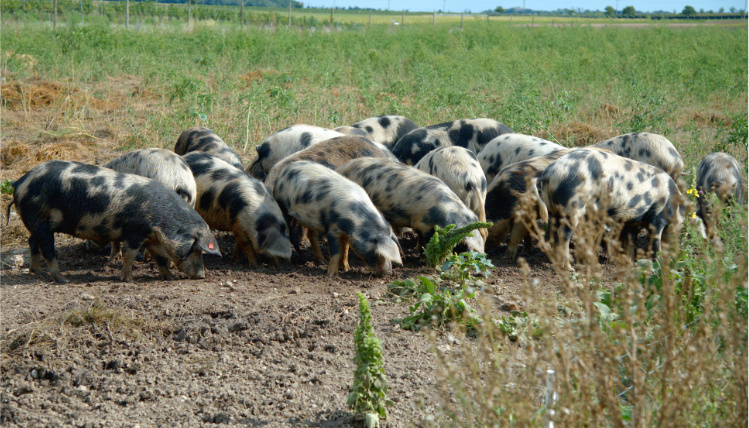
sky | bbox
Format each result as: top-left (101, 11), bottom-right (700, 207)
top-left (302, 0), bottom-right (748, 13)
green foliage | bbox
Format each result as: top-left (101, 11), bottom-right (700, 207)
top-left (0, 179), bottom-right (13, 195)
top-left (440, 251), bottom-right (494, 283)
top-left (423, 222), bottom-right (492, 269)
top-left (682, 5), bottom-right (697, 15)
top-left (622, 5), bottom-right (636, 16)
top-left (348, 292), bottom-right (391, 423)
top-left (604, 5), bottom-right (616, 17)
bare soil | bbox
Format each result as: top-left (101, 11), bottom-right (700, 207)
top-left (0, 77), bottom-right (565, 427)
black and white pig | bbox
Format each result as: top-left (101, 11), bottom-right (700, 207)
top-left (183, 152), bottom-right (292, 268)
top-left (695, 152), bottom-right (745, 239)
top-left (263, 135), bottom-right (396, 193)
top-left (6, 161), bottom-right (221, 283)
top-left (272, 161), bottom-right (402, 277)
top-left (104, 148), bottom-right (197, 207)
top-left (591, 132), bottom-right (684, 180)
top-left (336, 115), bottom-right (418, 149)
top-left (477, 133), bottom-right (565, 183)
top-left (337, 158), bottom-right (485, 253)
top-left (175, 126), bottom-right (244, 170)
top-left (484, 149), bottom-right (572, 258)
top-left (538, 148), bottom-right (684, 270)
top-left (391, 118), bottom-right (513, 165)
top-left (414, 146), bottom-right (488, 238)
top-left (246, 125), bottom-right (344, 179)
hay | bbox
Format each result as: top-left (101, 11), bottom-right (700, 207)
top-left (1, 81), bottom-right (64, 110)
top-left (597, 103), bottom-right (621, 119)
top-left (0, 141), bottom-right (32, 167)
top-left (551, 122), bottom-right (611, 147)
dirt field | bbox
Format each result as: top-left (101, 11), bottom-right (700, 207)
top-left (0, 78), bottom-right (572, 426)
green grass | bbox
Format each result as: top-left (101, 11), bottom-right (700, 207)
top-left (3, 21), bottom-right (746, 168)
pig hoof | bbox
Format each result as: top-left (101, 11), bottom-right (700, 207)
top-left (52, 275), bottom-right (69, 284)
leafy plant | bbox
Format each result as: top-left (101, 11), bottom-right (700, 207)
top-left (395, 275), bottom-right (478, 332)
top-left (423, 222), bottom-right (492, 268)
top-left (1, 179), bottom-right (13, 195)
top-left (348, 292), bottom-right (391, 426)
top-left (440, 251), bottom-right (494, 283)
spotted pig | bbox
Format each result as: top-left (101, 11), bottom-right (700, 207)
top-left (246, 125), bottom-right (344, 179)
top-left (6, 161), bottom-right (221, 282)
top-left (414, 146), bottom-right (488, 238)
top-left (538, 148), bottom-right (684, 269)
top-left (337, 158), bottom-right (485, 253)
top-left (183, 153), bottom-right (292, 268)
top-left (175, 126), bottom-right (244, 170)
top-left (477, 133), bottom-right (565, 183)
top-left (591, 132), bottom-right (684, 180)
top-left (695, 152), bottom-right (745, 238)
top-left (272, 161), bottom-right (402, 277)
top-left (391, 118), bottom-right (513, 165)
top-left (104, 148), bottom-right (197, 207)
top-left (338, 115), bottom-right (418, 149)
top-left (484, 149), bottom-right (572, 258)
top-left (263, 135), bottom-right (396, 193)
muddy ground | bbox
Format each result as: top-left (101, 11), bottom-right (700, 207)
top-left (1, 228), bottom-right (564, 427)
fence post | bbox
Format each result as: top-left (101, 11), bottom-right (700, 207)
top-left (241, 1), bottom-right (244, 26)
top-left (288, 0), bottom-right (291, 26)
top-left (81, 1), bottom-right (84, 24)
top-left (126, 0), bottom-right (130, 28)
top-left (188, 0), bottom-right (192, 25)
top-left (401, 9), bottom-right (404, 25)
top-left (433, 10), bottom-right (436, 28)
top-left (53, 0), bottom-right (57, 29)
top-left (368, 8), bottom-right (371, 25)
top-left (460, 13), bottom-right (463, 29)
top-left (330, 7), bottom-right (333, 26)
top-left (531, 15), bottom-right (534, 27)
top-left (510, 15), bottom-right (512, 25)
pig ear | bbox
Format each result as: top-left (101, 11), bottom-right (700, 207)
top-left (199, 236), bottom-right (222, 257)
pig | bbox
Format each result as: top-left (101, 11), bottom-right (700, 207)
top-left (175, 126), bottom-right (244, 170)
top-left (337, 115), bottom-right (418, 149)
top-left (477, 133), bottom-right (566, 183)
top-left (538, 148), bottom-right (684, 270)
top-left (391, 118), bottom-right (514, 165)
top-left (484, 149), bottom-right (573, 258)
top-left (695, 152), bottom-right (745, 239)
top-left (104, 148), bottom-right (197, 207)
top-left (246, 125), bottom-right (344, 179)
top-left (333, 126), bottom-right (370, 138)
top-left (263, 135), bottom-right (396, 193)
top-left (414, 146), bottom-right (488, 238)
top-left (591, 132), bottom-right (684, 180)
top-left (5, 161), bottom-right (221, 283)
top-left (183, 152), bottom-right (292, 268)
top-left (272, 160), bottom-right (402, 277)
top-left (337, 158), bottom-right (485, 253)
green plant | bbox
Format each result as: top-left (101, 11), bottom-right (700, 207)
top-left (348, 292), bottom-right (391, 426)
top-left (1, 179), bottom-right (13, 195)
top-left (423, 222), bottom-right (492, 268)
top-left (440, 251), bottom-right (494, 283)
top-left (395, 276), bottom-right (478, 332)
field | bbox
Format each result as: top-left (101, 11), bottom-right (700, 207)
top-left (1, 18), bottom-right (748, 426)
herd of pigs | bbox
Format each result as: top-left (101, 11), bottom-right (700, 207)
top-left (5, 115), bottom-right (745, 282)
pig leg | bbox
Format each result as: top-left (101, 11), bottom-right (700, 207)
top-left (153, 254), bottom-right (174, 280)
top-left (486, 220), bottom-right (511, 248)
top-left (238, 238), bottom-right (259, 267)
top-left (522, 234), bottom-right (534, 256)
top-left (120, 237), bottom-right (146, 282)
top-left (326, 233), bottom-right (342, 277)
top-left (34, 227), bottom-right (67, 283)
top-left (504, 222), bottom-right (527, 259)
top-left (340, 238), bottom-right (351, 272)
top-left (108, 241), bottom-right (122, 262)
top-left (28, 235), bottom-right (45, 279)
top-left (308, 230), bottom-right (327, 264)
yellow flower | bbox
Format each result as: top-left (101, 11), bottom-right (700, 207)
top-left (686, 188), bottom-right (698, 197)
top-left (691, 212), bottom-right (697, 219)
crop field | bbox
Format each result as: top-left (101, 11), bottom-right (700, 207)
top-left (1, 18), bottom-right (747, 426)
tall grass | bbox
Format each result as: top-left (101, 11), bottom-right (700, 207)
top-left (431, 200), bottom-right (747, 426)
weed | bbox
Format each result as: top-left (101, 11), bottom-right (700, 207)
top-left (0, 179), bottom-right (13, 195)
top-left (348, 292), bottom-right (391, 426)
top-left (423, 222), bottom-right (492, 269)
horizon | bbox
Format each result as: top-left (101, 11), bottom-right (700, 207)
top-left (301, 0), bottom-right (748, 13)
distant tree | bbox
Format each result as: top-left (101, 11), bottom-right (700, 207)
top-left (699, 8), bottom-right (705, 13)
top-left (604, 5), bottom-right (616, 17)
top-left (719, 7), bottom-right (724, 12)
top-left (682, 5), bottom-right (697, 15)
top-left (622, 5), bottom-right (636, 16)
top-left (495, 6), bottom-right (505, 13)
top-left (729, 6), bottom-right (736, 12)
